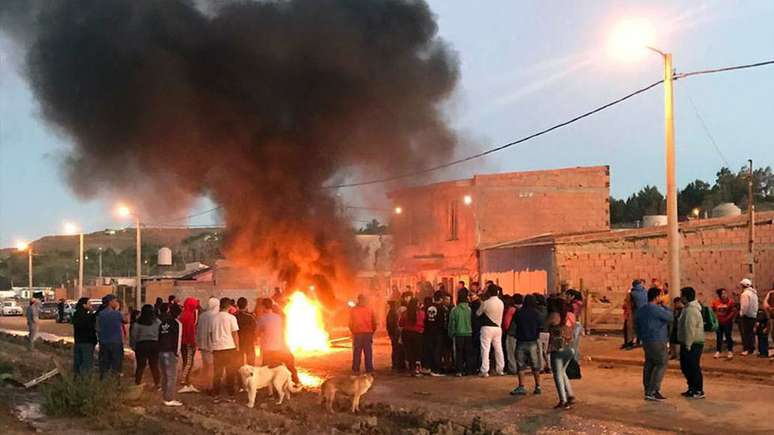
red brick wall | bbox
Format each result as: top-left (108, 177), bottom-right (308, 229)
top-left (554, 213), bottom-right (774, 305)
top-left (475, 166), bottom-right (610, 245)
top-left (389, 166), bottom-right (610, 287)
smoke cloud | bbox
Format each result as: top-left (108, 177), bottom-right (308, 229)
top-left (1, 0), bottom-right (459, 303)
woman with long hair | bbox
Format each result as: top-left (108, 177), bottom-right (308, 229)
top-left (399, 297), bottom-right (425, 376)
top-left (130, 304), bottom-right (161, 387)
top-left (547, 300), bottom-right (576, 410)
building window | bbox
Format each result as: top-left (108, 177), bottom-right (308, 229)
top-left (448, 199), bottom-right (458, 241)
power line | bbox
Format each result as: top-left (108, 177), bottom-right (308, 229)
top-left (325, 79), bottom-right (664, 189)
top-left (684, 90), bottom-right (730, 167)
top-left (327, 57), bottom-right (774, 189)
top-left (674, 59), bottom-right (774, 80)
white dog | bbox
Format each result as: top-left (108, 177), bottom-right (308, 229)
top-left (239, 364), bottom-right (302, 407)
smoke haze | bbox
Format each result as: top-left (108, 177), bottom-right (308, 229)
top-left (0, 0), bottom-right (460, 302)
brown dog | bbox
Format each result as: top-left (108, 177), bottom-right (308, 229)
top-left (319, 373), bottom-right (374, 413)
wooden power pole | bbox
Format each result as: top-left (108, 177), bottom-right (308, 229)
top-left (747, 159), bottom-right (755, 281)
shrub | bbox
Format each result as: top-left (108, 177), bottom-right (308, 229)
top-left (42, 374), bottom-right (125, 417)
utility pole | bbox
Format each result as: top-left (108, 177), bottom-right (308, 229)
top-left (78, 233), bottom-right (84, 298)
top-left (28, 247), bottom-right (33, 289)
top-left (135, 215), bottom-right (142, 310)
top-left (98, 247), bottom-right (103, 281)
top-left (747, 159), bottom-right (755, 281)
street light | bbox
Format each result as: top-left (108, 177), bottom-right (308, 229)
top-left (394, 206), bottom-right (403, 215)
top-left (16, 241), bottom-right (32, 289)
top-left (63, 221), bottom-right (85, 299)
top-left (463, 194), bottom-right (473, 206)
top-left (116, 203), bottom-right (142, 310)
top-left (610, 18), bottom-right (681, 293)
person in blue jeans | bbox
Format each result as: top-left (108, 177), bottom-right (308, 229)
top-left (158, 303), bottom-right (183, 407)
top-left (546, 300), bottom-right (576, 410)
top-left (96, 294), bottom-right (126, 378)
top-left (349, 294), bottom-right (377, 374)
top-left (72, 297), bottom-right (97, 376)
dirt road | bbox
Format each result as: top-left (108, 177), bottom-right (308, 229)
top-left (1, 317), bottom-right (773, 433)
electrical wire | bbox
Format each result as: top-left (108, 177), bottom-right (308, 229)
top-left (134, 57), bottom-right (774, 224)
top-left (324, 79), bottom-right (665, 189)
top-left (684, 90), bottom-right (730, 167)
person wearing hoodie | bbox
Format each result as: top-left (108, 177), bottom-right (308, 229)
top-left (72, 297), bottom-right (97, 376)
top-left (448, 288), bottom-right (473, 376)
top-left (738, 278), bottom-right (759, 355)
top-left (178, 297), bottom-right (200, 393)
top-left (157, 303), bottom-right (183, 407)
top-left (130, 304), bottom-right (162, 387)
top-left (630, 280), bottom-right (648, 344)
top-left (677, 287), bottom-right (705, 399)
top-left (196, 297), bottom-right (220, 390)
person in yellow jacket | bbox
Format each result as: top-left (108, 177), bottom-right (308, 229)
top-left (677, 287), bottom-right (705, 399)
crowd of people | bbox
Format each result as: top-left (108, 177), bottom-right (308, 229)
top-left (374, 281), bottom-right (584, 410)
top-left (62, 291), bottom-right (297, 407)
top-left (625, 278), bottom-right (774, 402)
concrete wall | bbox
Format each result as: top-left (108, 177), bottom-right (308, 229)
top-left (480, 245), bottom-right (554, 294)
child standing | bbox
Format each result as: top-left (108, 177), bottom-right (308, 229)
top-left (754, 309), bottom-right (770, 358)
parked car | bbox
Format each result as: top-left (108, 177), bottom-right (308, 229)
top-left (1, 300), bottom-right (24, 316)
top-left (39, 302), bottom-right (59, 320)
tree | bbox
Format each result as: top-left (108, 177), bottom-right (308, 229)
top-left (678, 179), bottom-right (711, 217)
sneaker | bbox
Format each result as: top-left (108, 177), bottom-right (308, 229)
top-left (510, 386), bottom-right (527, 396)
top-left (533, 385), bottom-right (542, 395)
top-left (163, 400), bottom-right (183, 407)
top-left (690, 391), bottom-right (705, 399)
top-left (478, 372), bottom-right (489, 378)
top-left (713, 351), bottom-right (720, 359)
top-left (654, 392), bottom-right (667, 400)
top-left (495, 371), bottom-right (506, 376)
top-left (566, 396), bottom-right (576, 405)
top-left (727, 352), bottom-right (734, 359)
top-left (553, 401), bottom-right (567, 409)
top-left (178, 385), bottom-right (199, 394)
top-left (429, 372), bottom-right (445, 377)
top-left (644, 394), bottom-right (657, 401)
top-left (741, 351), bottom-right (750, 356)
top-left (455, 372), bottom-right (463, 377)
top-left (680, 390), bottom-right (693, 397)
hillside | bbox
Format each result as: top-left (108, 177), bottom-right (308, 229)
top-left (1, 226), bottom-right (224, 256)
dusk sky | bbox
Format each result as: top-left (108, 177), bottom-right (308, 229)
top-left (2, 0), bottom-right (773, 247)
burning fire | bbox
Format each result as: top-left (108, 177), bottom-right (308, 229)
top-left (284, 291), bottom-right (330, 356)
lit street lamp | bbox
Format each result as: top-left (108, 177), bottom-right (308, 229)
top-left (116, 204), bottom-right (142, 310)
top-left (63, 221), bottom-right (85, 298)
top-left (610, 18), bottom-right (681, 293)
top-left (16, 241), bottom-right (32, 289)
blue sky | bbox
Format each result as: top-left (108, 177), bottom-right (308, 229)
top-left (2, 0), bottom-right (773, 246)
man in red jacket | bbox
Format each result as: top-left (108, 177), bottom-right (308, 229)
top-left (350, 294), bottom-right (377, 374)
top-left (712, 288), bottom-right (737, 359)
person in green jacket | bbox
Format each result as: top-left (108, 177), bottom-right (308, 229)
top-left (677, 287), bottom-right (705, 399)
top-left (448, 289), bottom-right (474, 376)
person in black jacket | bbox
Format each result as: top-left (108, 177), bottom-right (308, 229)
top-left (158, 303), bottom-right (183, 407)
top-left (72, 297), bottom-right (97, 376)
top-left (234, 297), bottom-right (257, 366)
top-left (386, 300), bottom-right (404, 371)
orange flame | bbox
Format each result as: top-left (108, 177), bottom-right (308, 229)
top-left (284, 291), bottom-right (330, 356)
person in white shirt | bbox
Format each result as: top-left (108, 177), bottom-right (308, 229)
top-left (208, 298), bottom-right (240, 396)
top-left (476, 284), bottom-right (505, 376)
top-left (195, 297), bottom-right (220, 390)
top-left (738, 279), bottom-right (758, 356)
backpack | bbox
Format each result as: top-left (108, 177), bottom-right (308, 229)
top-left (701, 304), bottom-right (718, 332)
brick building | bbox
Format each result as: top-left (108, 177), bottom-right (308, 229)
top-left (388, 166), bottom-right (611, 292)
top-left (480, 211), bottom-right (774, 329)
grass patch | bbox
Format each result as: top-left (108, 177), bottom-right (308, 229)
top-left (42, 374), bottom-right (125, 417)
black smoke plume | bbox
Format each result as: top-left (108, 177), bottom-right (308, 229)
top-left (1, 0), bottom-right (459, 303)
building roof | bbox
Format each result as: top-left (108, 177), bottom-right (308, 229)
top-left (480, 211), bottom-right (774, 250)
